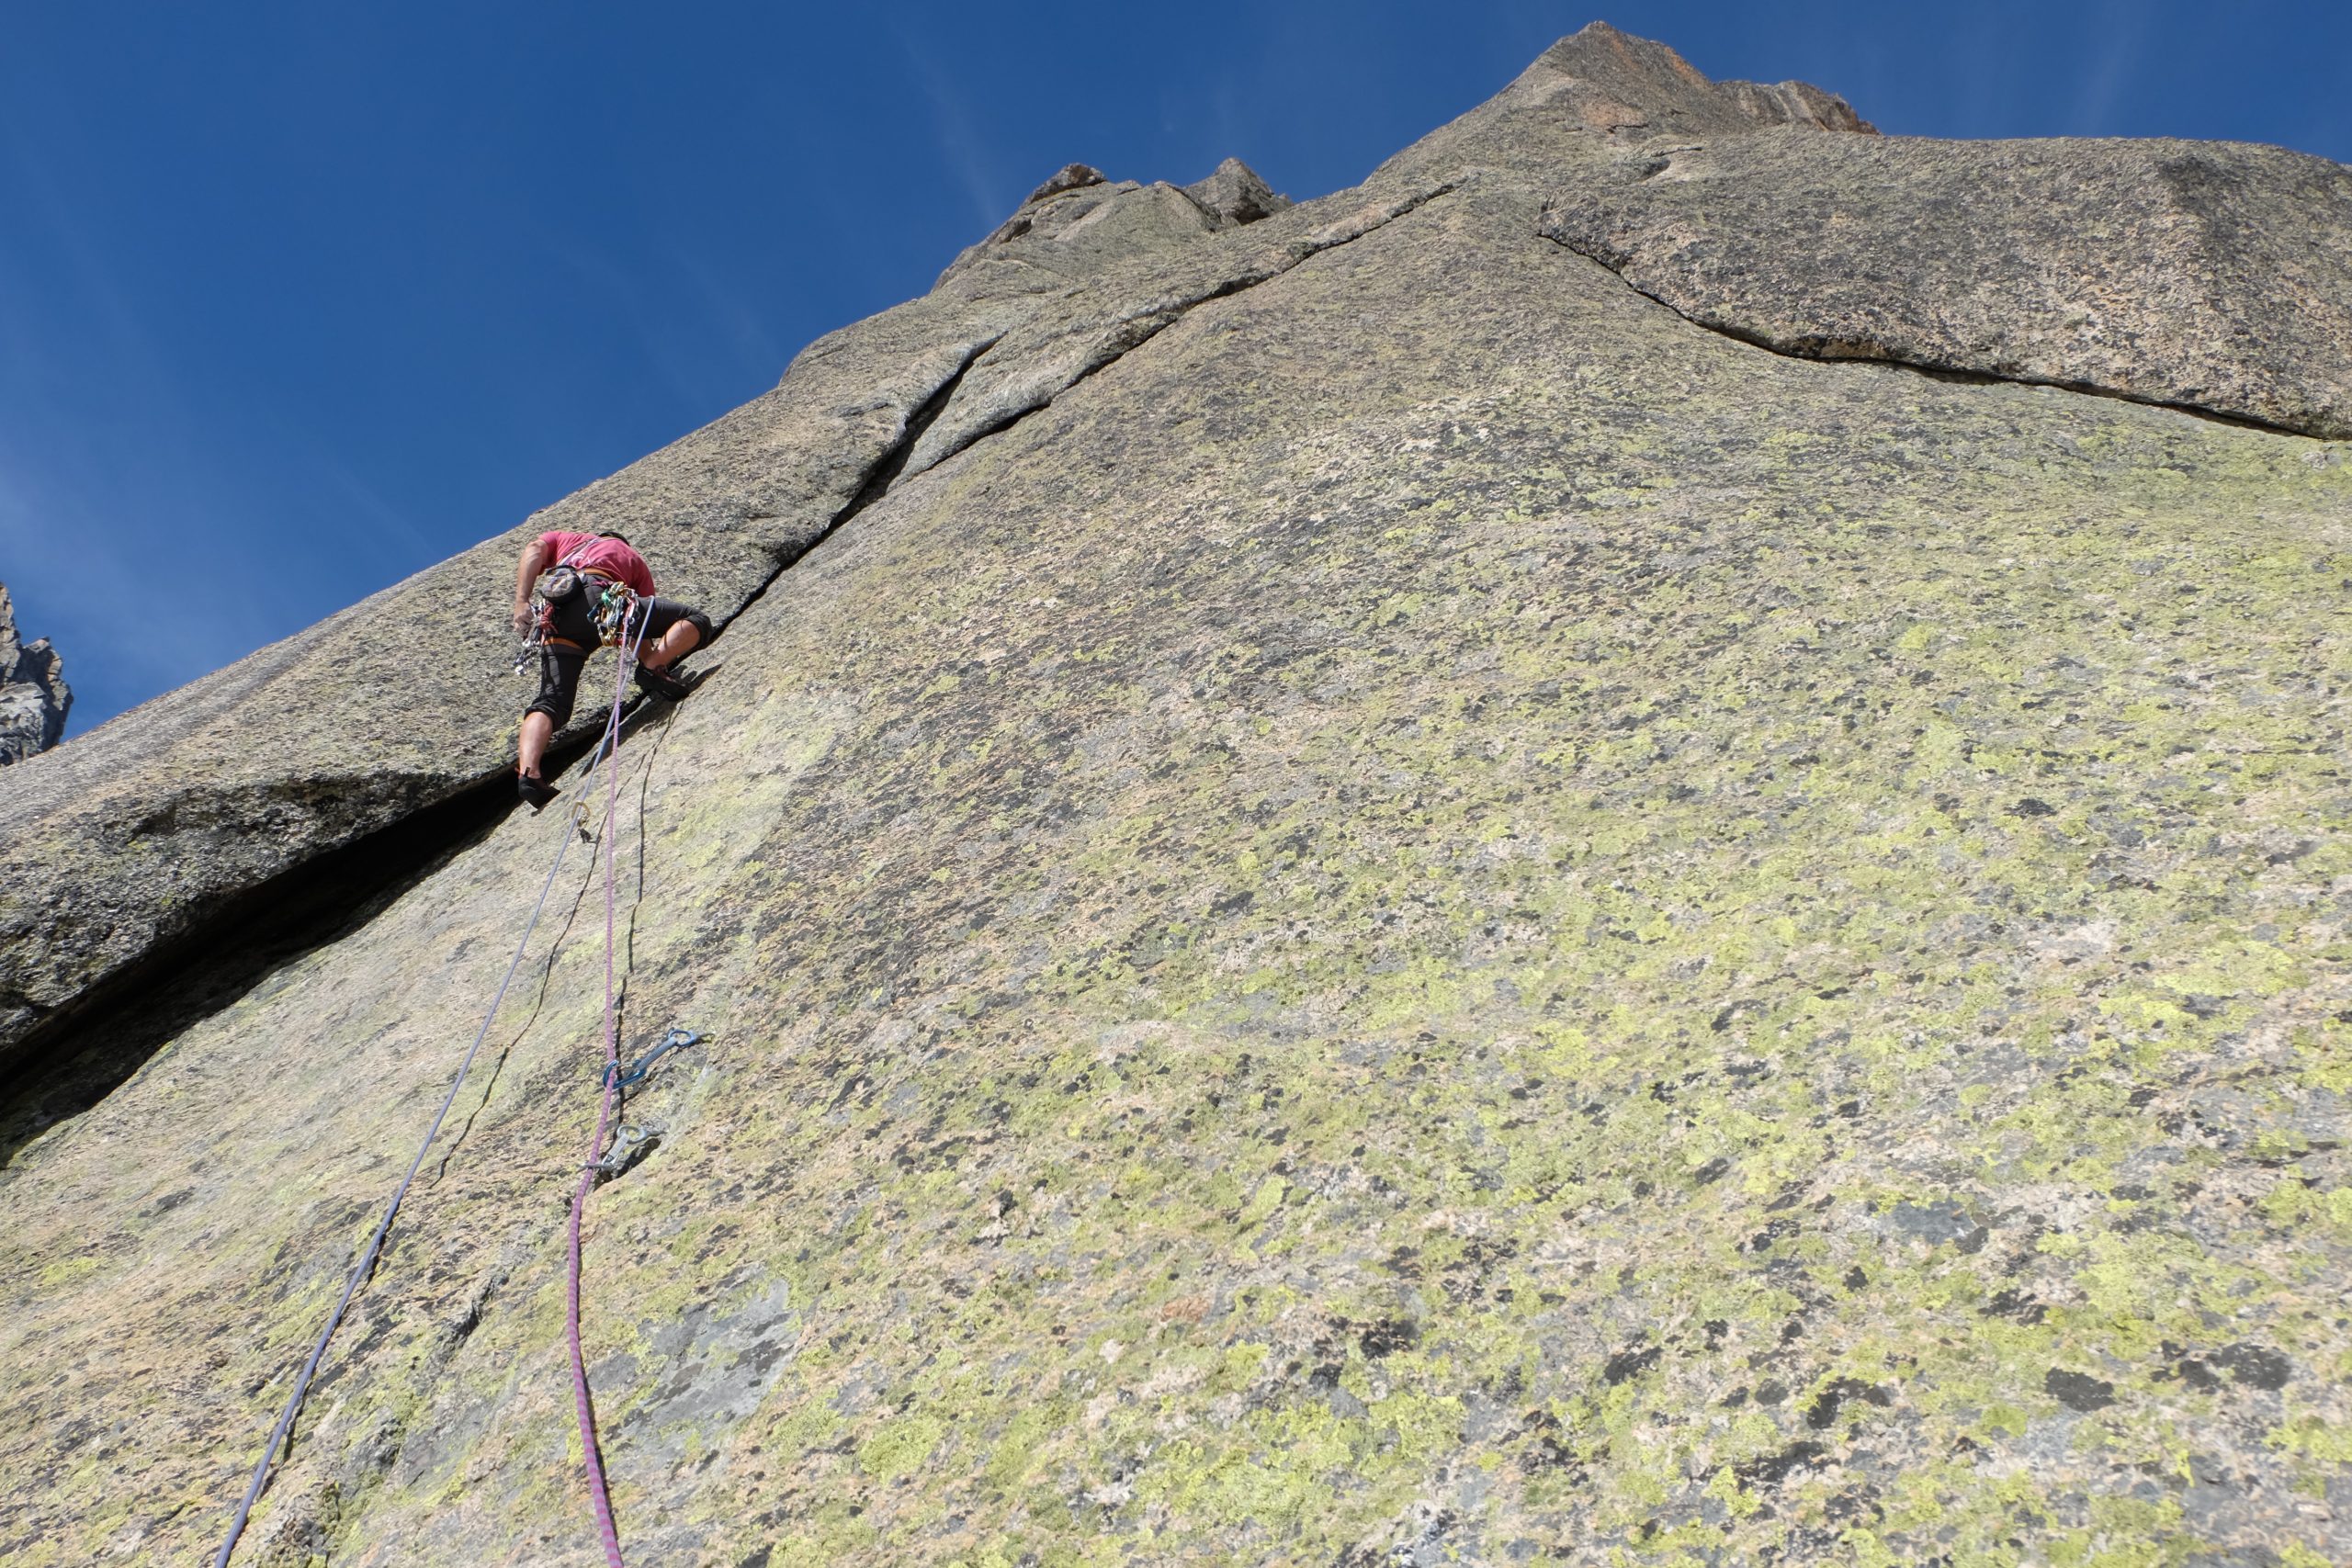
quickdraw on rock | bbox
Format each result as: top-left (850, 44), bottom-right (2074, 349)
top-left (590, 1122), bottom-right (663, 1181)
top-left (515, 599), bottom-right (559, 676)
top-left (600, 1024), bottom-right (705, 1092)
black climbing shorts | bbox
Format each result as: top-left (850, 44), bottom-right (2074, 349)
top-left (524, 586), bottom-right (711, 728)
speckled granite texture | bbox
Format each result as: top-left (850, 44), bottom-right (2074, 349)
top-left (3, 22), bottom-right (2347, 1568)
top-left (1542, 131), bottom-right (2352, 439)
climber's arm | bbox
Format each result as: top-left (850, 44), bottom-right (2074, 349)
top-left (512, 537), bottom-right (551, 634)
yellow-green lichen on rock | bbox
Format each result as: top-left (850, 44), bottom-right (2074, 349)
top-left (3, 20), bottom-right (2349, 1568)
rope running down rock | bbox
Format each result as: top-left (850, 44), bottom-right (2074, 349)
top-left (213, 612), bottom-right (650, 1567)
top-left (567, 599), bottom-right (652, 1568)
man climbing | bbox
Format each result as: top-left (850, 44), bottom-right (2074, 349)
top-left (509, 528), bottom-right (710, 808)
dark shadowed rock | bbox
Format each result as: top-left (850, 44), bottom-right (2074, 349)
top-left (1542, 131), bottom-right (2352, 436)
top-left (0, 584), bottom-right (70, 766)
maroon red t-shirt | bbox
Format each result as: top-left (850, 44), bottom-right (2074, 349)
top-left (539, 530), bottom-right (656, 596)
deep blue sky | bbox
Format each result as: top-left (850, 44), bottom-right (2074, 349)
top-left (5, 2), bottom-right (2347, 736)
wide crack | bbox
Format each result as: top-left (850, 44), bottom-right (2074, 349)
top-left (0, 340), bottom-right (994, 1166)
top-left (905, 182), bottom-right (1458, 477)
top-left (703, 336), bottom-right (992, 641)
top-left (2, 182), bottom-right (1446, 1159)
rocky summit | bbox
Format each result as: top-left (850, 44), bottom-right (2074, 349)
top-left (0, 583), bottom-right (71, 767)
top-left (4, 22), bottom-right (2349, 1567)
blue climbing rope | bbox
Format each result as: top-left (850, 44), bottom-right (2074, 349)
top-left (211, 696), bottom-right (635, 1566)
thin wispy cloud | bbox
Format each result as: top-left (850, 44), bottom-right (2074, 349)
top-left (316, 457), bottom-right (439, 572)
top-left (674, 250), bottom-right (788, 389)
top-left (2067, 0), bottom-right (2149, 136)
top-left (885, 16), bottom-right (1007, 231)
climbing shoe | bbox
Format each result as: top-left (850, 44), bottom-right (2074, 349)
top-left (634, 662), bottom-right (692, 701)
top-left (517, 772), bottom-right (560, 810)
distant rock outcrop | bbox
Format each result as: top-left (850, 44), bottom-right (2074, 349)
top-left (1183, 155), bottom-right (1293, 229)
top-left (3, 21), bottom-right (2349, 1568)
top-left (0, 583), bottom-right (69, 765)
top-left (935, 154), bottom-right (1293, 291)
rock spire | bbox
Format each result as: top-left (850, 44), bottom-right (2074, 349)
top-left (0, 582), bottom-right (70, 765)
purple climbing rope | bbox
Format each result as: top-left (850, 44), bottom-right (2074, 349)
top-left (565, 598), bottom-right (651, 1568)
top-left (214, 745), bottom-right (599, 1564)
top-left (214, 609), bottom-right (653, 1567)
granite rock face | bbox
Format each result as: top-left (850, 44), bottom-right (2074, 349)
top-left (0, 151), bottom-right (1301, 1073)
top-left (1542, 130), bottom-right (2352, 437)
top-left (0, 583), bottom-right (71, 766)
top-left (4, 22), bottom-right (2351, 1568)
top-left (1516, 23), bottom-right (1876, 137)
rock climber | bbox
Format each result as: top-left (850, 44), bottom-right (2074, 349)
top-left (509, 528), bottom-right (710, 808)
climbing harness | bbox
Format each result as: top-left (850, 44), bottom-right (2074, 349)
top-left (514, 540), bottom-right (605, 673)
top-left (216, 603), bottom-right (655, 1568)
top-left (601, 1024), bottom-right (705, 1091)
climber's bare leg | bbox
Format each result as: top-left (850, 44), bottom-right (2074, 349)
top-left (639, 621), bottom-right (701, 672)
top-left (518, 712), bottom-right (554, 780)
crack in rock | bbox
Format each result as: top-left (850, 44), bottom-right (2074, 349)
top-left (1536, 131), bottom-right (2352, 439)
top-left (905, 181), bottom-right (1458, 477)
